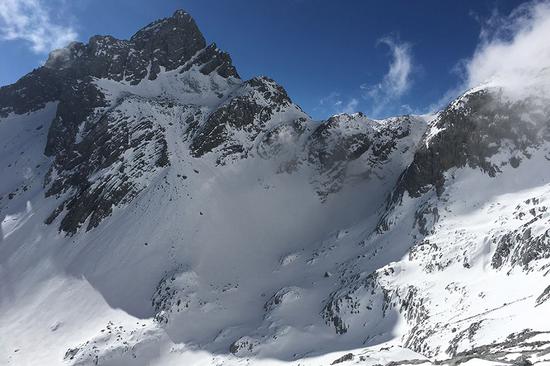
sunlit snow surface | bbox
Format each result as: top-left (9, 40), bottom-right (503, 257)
top-left (1, 69), bottom-right (550, 366)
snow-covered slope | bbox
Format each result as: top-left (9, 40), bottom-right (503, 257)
top-left (2, 9), bottom-right (550, 366)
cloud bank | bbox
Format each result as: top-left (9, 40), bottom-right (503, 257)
top-left (465, 0), bottom-right (550, 100)
top-left (0, 0), bottom-right (77, 53)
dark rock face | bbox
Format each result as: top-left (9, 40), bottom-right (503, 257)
top-left (441, 329), bottom-right (550, 365)
top-left (189, 77), bottom-right (293, 163)
top-left (321, 271), bottom-right (390, 335)
top-left (393, 89), bottom-right (550, 202)
top-left (306, 114), bottom-right (416, 198)
top-left (492, 229), bottom-right (550, 270)
top-left (263, 287), bottom-right (300, 313)
top-left (152, 267), bottom-right (194, 324)
top-left (128, 10), bottom-right (207, 81)
top-left (44, 96), bottom-right (171, 234)
top-left (307, 113), bottom-right (374, 172)
top-left (445, 321), bottom-right (483, 357)
top-left (536, 285), bottom-right (550, 306)
top-left (330, 353), bottom-right (354, 364)
top-left (181, 43), bottom-right (238, 79)
top-left (0, 68), bottom-right (67, 118)
top-left (229, 337), bottom-right (258, 355)
top-left (45, 80), bottom-right (107, 157)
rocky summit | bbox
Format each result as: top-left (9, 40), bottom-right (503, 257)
top-left (2, 9), bottom-right (550, 366)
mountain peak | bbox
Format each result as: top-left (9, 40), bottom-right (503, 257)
top-left (130, 8), bottom-right (205, 49)
top-left (41, 9), bottom-right (238, 84)
top-left (173, 9), bottom-right (192, 18)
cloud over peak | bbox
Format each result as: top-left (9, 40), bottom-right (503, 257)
top-left (0, 0), bottom-right (77, 54)
top-left (465, 0), bottom-right (550, 99)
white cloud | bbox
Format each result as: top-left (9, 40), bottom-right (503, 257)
top-left (362, 36), bottom-right (413, 116)
top-left (464, 0), bottom-right (550, 100)
top-left (0, 0), bottom-right (77, 53)
top-left (376, 36), bottom-right (413, 97)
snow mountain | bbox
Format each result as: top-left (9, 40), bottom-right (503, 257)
top-left (1, 9), bottom-right (550, 366)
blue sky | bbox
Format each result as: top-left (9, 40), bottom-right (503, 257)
top-left (0, 0), bottom-right (531, 119)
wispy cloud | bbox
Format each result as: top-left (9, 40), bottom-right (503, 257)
top-left (0, 0), bottom-right (77, 53)
top-left (315, 36), bottom-right (414, 119)
top-left (316, 92), bottom-right (359, 116)
top-left (341, 98), bottom-right (358, 114)
top-left (362, 35), bottom-right (413, 115)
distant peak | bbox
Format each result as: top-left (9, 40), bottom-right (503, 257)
top-left (327, 112), bottom-right (367, 123)
top-left (172, 9), bottom-right (191, 18)
top-left (130, 8), bottom-right (203, 44)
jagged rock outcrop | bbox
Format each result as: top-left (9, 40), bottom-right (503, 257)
top-left (306, 113), bottom-right (422, 198)
top-left (189, 76), bottom-right (304, 163)
top-left (44, 96), bottom-right (172, 233)
top-left (43, 10), bottom-right (238, 83)
top-left (393, 88), bottom-right (550, 201)
top-left (492, 196), bottom-right (550, 270)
